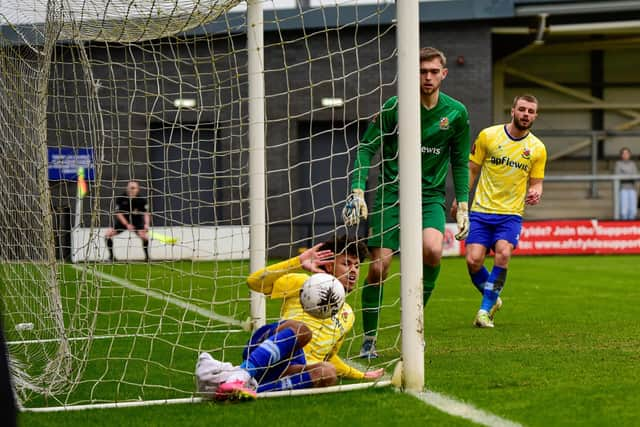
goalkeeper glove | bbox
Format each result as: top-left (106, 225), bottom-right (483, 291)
top-left (342, 189), bottom-right (368, 226)
top-left (455, 201), bottom-right (470, 241)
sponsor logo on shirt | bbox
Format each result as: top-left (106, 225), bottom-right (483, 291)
top-left (422, 146), bottom-right (441, 155)
top-left (490, 156), bottom-right (529, 171)
top-left (439, 117), bottom-right (450, 130)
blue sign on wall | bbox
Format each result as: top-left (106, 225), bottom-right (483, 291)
top-left (48, 148), bottom-right (95, 181)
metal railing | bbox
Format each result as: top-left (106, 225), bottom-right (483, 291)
top-left (544, 174), bottom-right (640, 219)
top-left (535, 130), bottom-right (640, 198)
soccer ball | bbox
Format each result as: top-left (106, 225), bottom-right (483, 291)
top-left (300, 273), bottom-right (346, 319)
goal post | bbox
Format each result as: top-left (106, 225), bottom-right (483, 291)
top-left (247, 0), bottom-right (267, 331)
top-left (0, 0), bottom-right (425, 410)
top-left (397, 0), bottom-right (425, 393)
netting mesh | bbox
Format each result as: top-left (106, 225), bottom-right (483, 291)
top-left (0, 0), bottom-right (399, 408)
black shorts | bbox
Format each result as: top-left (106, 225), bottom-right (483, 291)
top-left (114, 219), bottom-right (145, 232)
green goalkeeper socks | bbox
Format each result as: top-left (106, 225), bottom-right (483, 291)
top-left (361, 281), bottom-right (384, 338)
top-left (423, 264), bottom-right (440, 306)
top-left (361, 264), bottom-right (439, 337)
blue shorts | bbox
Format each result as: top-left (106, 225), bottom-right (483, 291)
top-left (466, 212), bottom-right (522, 249)
top-left (242, 322), bottom-right (307, 385)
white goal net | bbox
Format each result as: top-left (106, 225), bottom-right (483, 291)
top-left (0, 0), bottom-right (413, 410)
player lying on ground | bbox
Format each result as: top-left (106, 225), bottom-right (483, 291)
top-left (196, 236), bottom-right (384, 400)
top-left (196, 319), bottom-right (337, 400)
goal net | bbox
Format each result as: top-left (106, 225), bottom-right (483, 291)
top-left (0, 0), bottom-right (408, 409)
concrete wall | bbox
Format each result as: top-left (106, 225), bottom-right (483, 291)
top-left (46, 21), bottom-right (492, 258)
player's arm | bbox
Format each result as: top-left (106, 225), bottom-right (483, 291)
top-left (351, 101), bottom-right (394, 192)
top-left (143, 199), bottom-right (151, 230)
top-left (246, 243), bottom-right (333, 295)
top-left (247, 258), bottom-right (303, 296)
top-left (343, 98), bottom-right (396, 226)
top-left (326, 336), bottom-right (384, 380)
top-left (448, 108), bottom-right (471, 240)
top-left (526, 178), bottom-right (543, 205)
top-left (450, 107), bottom-right (471, 205)
top-left (451, 161), bottom-right (481, 215)
top-left (469, 159), bottom-right (481, 190)
top-left (327, 354), bottom-right (364, 379)
top-left (115, 212), bottom-right (129, 227)
top-left (526, 144), bottom-right (547, 206)
top-left (452, 130), bottom-right (486, 212)
top-left (114, 197), bottom-right (133, 230)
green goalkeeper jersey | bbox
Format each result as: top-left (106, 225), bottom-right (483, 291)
top-left (351, 93), bottom-right (470, 204)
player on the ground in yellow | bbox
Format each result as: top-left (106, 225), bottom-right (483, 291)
top-left (196, 236), bottom-right (383, 400)
top-left (246, 235), bottom-right (384, 380)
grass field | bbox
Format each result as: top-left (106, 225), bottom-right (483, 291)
top-left (11, 255), bottom-right (640, 426)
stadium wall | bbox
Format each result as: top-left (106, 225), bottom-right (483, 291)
top-left (47, 20), bottom-right (492, 259)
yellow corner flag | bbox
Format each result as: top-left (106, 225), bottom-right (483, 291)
top-left (149, 231), bottom-right (178, 245)
top-left (77, 167), bottom-right (88, 198)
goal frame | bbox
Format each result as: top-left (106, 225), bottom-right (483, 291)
top-left (6, 0), bottom-right (425, 411)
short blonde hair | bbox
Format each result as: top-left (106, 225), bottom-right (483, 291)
top-left (419, 47), bottom-right (446, 67)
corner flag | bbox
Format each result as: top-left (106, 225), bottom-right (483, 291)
top-left (77, 167), bottom-right (88, 198)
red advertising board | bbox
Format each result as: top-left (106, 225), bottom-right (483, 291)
top-left (517, 220), bottom-right (640, 255)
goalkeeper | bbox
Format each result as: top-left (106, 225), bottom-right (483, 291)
top-left (452, 94), bottom-right (546, 328)
top-left (342, 47), bottom-right (470, 359)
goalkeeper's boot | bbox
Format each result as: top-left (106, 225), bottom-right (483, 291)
top-left (473, 310), bottom-right (494, 328)
top-left (215, 380), bottom-right (257, 402)
top-left (359, 337), bottom-right (378, 359)
top-left (489, 297), bottom-right (502, 321)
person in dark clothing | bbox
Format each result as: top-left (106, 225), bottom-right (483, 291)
top-left (105, 180), bottom-right (151, 261)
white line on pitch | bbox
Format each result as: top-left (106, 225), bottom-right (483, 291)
top-left (64, 266), bottom-right (524, 426)
top-left (408, 389), bottom-right (523, 427)
top-left (349, 360), bottom-right (522, 427)
top-left (72, 265), bottom-right (250, 330)
top-left (7, 329), bottom-right (244, 346)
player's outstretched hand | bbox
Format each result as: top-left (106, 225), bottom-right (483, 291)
top-left (342, 189), bottom-right (368, 226)
top-left (299, 243), bottom-right (334, 273)
top-left (454, 201), bottom-right (470, 241)
top-left (364, 368), bottom-right (385, 380)
top-left (525, 189), bottom-right (541, 205)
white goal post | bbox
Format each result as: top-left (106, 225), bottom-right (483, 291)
top-left (0, 0), bottom-right (424, 410)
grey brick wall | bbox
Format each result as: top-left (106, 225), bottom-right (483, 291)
top-left (46, 21), bottom-right (492, 258)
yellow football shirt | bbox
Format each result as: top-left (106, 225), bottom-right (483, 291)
top-left (470, 124), bottom-right (547, 216)
top-left (247, 258), bottom-right (364, 379)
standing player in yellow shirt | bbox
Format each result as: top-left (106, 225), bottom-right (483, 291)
top-left (454, 94), bottom-right (546, 328)
top-left (196, 236), bottom-right (383, 400)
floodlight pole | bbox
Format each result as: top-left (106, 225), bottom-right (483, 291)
top-left (397, 0), bottom-right (425, 392)
top-left (248, 0), bottom-right (266, 330)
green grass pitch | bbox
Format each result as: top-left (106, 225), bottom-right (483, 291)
top-left (12, 255), bottom-right (640, 426)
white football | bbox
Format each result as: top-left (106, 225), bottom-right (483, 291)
top-left (300, 273), bottom-right (346, 319)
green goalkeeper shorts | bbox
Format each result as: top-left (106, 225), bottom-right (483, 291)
top-left (367, 200), bottom-right (446, 250)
